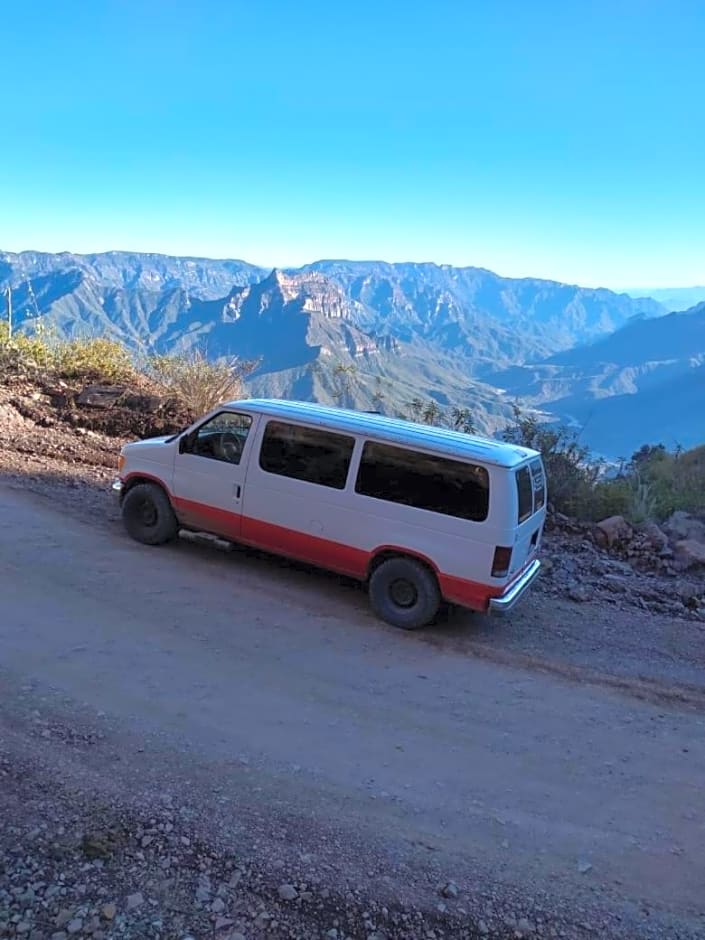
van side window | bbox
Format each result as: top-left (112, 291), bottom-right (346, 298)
top-left (516, 466), bottom-right (533, 522)
top-left (259, 421), bottom-right (355, 490)
top-left (355, 442), bottom-right (489, 522)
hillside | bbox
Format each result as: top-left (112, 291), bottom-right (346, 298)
top-left (1, 248), bottom-right (690, 450)
top-left (489, 302), bottom-right (705, 453)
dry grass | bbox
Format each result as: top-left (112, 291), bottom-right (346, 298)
top-left (147, 348), bottom-right (258, 414)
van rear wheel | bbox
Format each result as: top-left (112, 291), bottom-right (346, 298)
top-left (122, 483), bottom-right (178, 545)
top-left (369, 557), bottom-right (441, 630)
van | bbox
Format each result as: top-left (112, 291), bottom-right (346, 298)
top-left (113, 399), bottom-right (545, 629)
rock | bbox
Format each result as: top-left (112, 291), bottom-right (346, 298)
top-left (225, 933), bottom-right (246, 940)
top-left (673, 539), bottom-right (705, 570)
top-left (568, 584), bottom-right (591, 603)
top-left (120, 393), bottom-right (162, 413)
top-left (51, 934), bottom-right (68, 940)
top-left (215, 916), bottom-right (234, 930)
top-left (577, 860), bottom-right (593, 874)
top-left (663, 511), bottom-right (705, 543)
top-left (595, 515), bottom-right (633, 548)
top-left (76, 385), bottom-right (126, 408)
top-left (211, 897), bottom-right (226, 914)
top-left (126, 892), bottom-right (144, 911)
top-left (517, 917), bottom-right (533, 935)
top-left (440, 881), bottom-right (459, 899)
top-left (478, 922), bottom-right (490, 936)
top-left (640, 521), bottom-right (669, 551)
top-left (66, 919), bottom-right (83, 935)
top-left (16, 924), bottom-right (30, 935)
top-left (101, 903), bottom-right (117, 921)
top-left (278, 883), bottom-right (298, 901)
top-left (602, 574), bottom-right (628, 593)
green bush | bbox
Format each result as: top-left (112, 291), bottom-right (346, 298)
top-left (0, 321), bottom-right (52, 375)
top-left (52, 337), bottom-right (136, 383)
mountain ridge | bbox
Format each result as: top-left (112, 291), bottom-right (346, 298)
top-left (2, 248), bottom-right (701, 455)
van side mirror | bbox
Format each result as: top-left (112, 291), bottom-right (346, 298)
top-left (178, 433), bottom-right (192, 454)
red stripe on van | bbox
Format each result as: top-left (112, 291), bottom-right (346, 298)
top-left (241, 516), bottom-right (370, 579)
top-left (438, 573), bottom-right (501, 610)
top-left (123, 479), bottom-right (501, 613)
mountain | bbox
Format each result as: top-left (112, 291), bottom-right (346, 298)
top-left (623, 286), bottom-right (705, 312)
top-left (489, 302), bottom-right (705, 454)
top-left (306, 261), bottom-right (664, 369)
top-left (1, 248), bottom-right (686, 449)
top-left (0, 250), bottom-right (265, 299)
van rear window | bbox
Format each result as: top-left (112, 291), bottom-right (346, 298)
top-left (531, 458), bottom-right (546, 511)
top-left (516, 466), bottom-right (533, 523)
top-left (355, 442), bottom-right (489, 522)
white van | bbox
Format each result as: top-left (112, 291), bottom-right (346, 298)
top-left (113, 399), bottom-right (545, 629)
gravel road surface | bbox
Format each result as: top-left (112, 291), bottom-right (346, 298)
top-left (1, 483), bottom-right (704, 939)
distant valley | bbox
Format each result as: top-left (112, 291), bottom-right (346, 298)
top-left (2, 249), bottom-right (702, 457)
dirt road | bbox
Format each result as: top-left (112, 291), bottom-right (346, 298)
top-left (1, 483), bottom-right (704, 939)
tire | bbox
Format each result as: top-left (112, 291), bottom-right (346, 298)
top-left (122, 483), bottom-right (179, 546)
top-left (368, 557), bottom-right (441, 630)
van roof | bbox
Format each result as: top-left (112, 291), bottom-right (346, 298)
top-left (226, 399), bottom-right (540, 469)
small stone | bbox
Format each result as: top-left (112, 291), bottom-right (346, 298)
top-left (16, 924), bottom-right (30, 936)
top-left (568, 584), bottom-right (590, 603)
top-left (101, 903), bottom-right (117, 920)
top-left (67, 920), bottom-right (83, 935)
top-left (518, 917), bottom-right (533, 934)
top-left (278, 883), bottom-right (298, 901)
top-left (577, 860), bottom-right (593, 874)
top-left (478, 922), bottom-right (490, 936)
top-left (211, 897), bottom-right (226, 914)
top-left (51, 934), bottom-right (68, 940)
top-left (141, 835), bottom-right (154, 847)
top-left (327, 931), bottom-right (339, 939)
top-left (226, 934), bottom-right (246, 940)
top-left (55, 911), bottom-right (73, 928)
top-left (441, 881), bottom-right (459, 899)
top-left (126, 892), bottom-right (144, 910)
top-left (30, 932), bottom-right (44, 940)
top-left (215, 916), bottom-right (234, 930)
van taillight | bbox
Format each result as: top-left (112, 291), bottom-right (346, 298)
top-left (492, 546), bottom-right (513, 577)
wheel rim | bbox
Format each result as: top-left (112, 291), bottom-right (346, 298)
top-left (389, 578), bottom-right (418, 609)
top-left (136, 497), bottom-right (157, 528)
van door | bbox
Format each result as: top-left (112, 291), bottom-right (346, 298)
top-left (511, 459), bottom-right (546, 575)
top-left (171, 411), bottom-right (258, 539)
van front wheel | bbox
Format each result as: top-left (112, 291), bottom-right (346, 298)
top-left (369, 557), bottom-right (441, 630)
top-left (122, 483), bottom-right (178, 545)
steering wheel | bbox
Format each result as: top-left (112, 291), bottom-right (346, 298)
top-left (220, 431), bottom-right (244, 463)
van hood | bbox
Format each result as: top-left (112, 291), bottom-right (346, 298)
top-left (123, 436), bottom-right (172, 451)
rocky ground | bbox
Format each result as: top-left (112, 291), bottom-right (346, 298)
top-left (1, 379), bottom-right (704, 940)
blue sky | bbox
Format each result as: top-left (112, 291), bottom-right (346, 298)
top-left (2, 0), bottom-right (703, 287)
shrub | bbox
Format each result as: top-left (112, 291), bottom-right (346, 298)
top-left (0, 321), bottom-right (53, 376)
top-left (148, 348), bottom-right (258, 414)
top-left (52, 337), bottom-right (136, 383)
top-left (500, 407), bottom-right (601, 517)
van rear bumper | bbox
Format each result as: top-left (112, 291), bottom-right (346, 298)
top-left (489, 558), bottom-right (541, 615)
